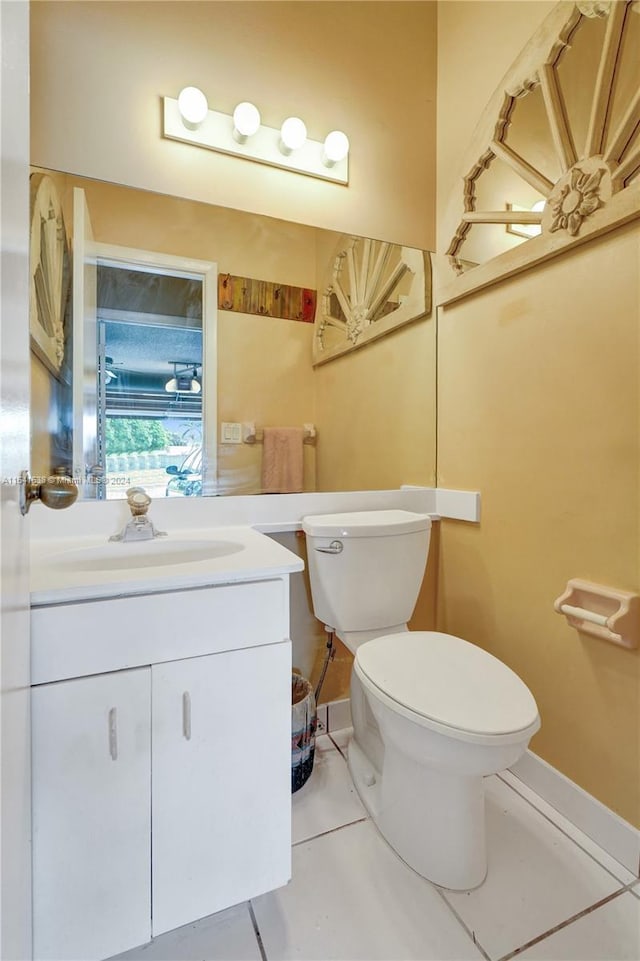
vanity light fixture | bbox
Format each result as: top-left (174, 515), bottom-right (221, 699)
top-left (163, 90), bottom-right (349, 184)
top-left (279, 117), bottom-right (307, 154)
top-left (232, 101), bottom-right (261, 143)
top-left (165, 362), bottom-right (201, 394)
top-left (177, 86), bottom-right (209, 129)
top-left (323, 130), bottom-right (350, 167)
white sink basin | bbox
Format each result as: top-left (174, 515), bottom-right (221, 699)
top-left (30, 525), bottom-right (304, 605)
top-left (49, 539), bottom-right (245, 572)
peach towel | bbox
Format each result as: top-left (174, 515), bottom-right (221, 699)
top-left (261, 427), bottom-right (304, 494)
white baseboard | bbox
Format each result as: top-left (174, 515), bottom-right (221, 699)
top-left (315, 703), bottom-right (328, 735)
top-left (510, 750), bottom-right (640, 877)
top-left (315, 699), bottom-right (351, 736)
top-left (326, 698), bottom-right (352, 733)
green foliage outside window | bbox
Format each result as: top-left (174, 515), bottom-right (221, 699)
top-left (105, 418), bottom-right (172, 454)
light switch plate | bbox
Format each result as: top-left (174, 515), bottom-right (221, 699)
top-left (221, 422), bottom-right (242, 444)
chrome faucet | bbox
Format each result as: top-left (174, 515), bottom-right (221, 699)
top-left (109, 487), bottom-right (167, 542)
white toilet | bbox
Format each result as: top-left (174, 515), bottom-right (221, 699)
top-left (302, 509), bottom-right (540, 890)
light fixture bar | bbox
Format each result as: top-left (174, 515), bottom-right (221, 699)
top-left (163, 97), bottom-right (349, 186)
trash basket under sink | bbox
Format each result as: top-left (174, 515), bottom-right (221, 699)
top-left (291, 673), bottom-right (317, 793)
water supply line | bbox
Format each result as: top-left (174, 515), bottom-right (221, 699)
top-left (314, 625), bottom-right (335, 704)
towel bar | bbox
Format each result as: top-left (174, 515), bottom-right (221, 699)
top-left (242, 422), bottom-right (316, 445)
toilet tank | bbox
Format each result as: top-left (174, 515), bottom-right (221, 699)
top-left (301, 510), bottom-right (431, 633)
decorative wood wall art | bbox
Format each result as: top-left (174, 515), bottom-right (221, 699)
top-left (313, 236), bottom-right (432, 366)
top-left (29, 174), bottom-right (70, 376)
top-left (218, 273), bottom-right (316, 323)
top-left (439, 0), bottom-right (640, 306)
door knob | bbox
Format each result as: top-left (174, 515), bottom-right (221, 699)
top-left (20, 468), bottom-right (79, 516)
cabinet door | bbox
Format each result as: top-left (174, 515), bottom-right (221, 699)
top-left (152, 642), bottom-right (291, 936)
top-left (32, 669), bottom-right (151, 960)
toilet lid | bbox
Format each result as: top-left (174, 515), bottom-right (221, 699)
top-left (302, 510), bottom-right (430, 538)
top-left (355, 632), bottom-right (539, 737)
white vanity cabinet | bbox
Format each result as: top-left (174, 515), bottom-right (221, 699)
top-left (31, 668), bottom-right (152, 961)
top-left (151, 642), bottom-right (290, 936)
top-left (30, 573), bottom-right (294, 961)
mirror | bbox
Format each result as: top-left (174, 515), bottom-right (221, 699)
top-left (30, 168), bottom-right (434, 499)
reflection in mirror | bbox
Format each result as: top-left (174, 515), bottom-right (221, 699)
top-left (97, 264), bottom-right (204, 500)
top-left (65, 190), bottom-right (217, 502)
top-left (29, 168), bottom-right (433, 499)
top-left (314, 236), bottom-right (431, 365)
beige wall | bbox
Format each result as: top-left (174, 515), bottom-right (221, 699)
top-left (218, 313), bottom-right (316, 494)
top-left (30, 1), bottom-right (437, 251)
top-left (49, 175), bottom-right (320, 288)
top-left (30, 354), bottom-right (55, 478)
top-left (437, 2), bottom-right (639, 826)
top-left (314, 317), bottom-right (437, 492)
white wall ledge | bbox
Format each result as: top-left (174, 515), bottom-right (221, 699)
top-left (30, 487), bottom-right (481, 542)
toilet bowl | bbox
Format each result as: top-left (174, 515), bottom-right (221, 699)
top-left (351, 631), bottom-right (539, 888)
top-left (302, 509), bottom-right (541, 890)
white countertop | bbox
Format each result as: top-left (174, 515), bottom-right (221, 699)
top-left (30, 526), bottom-right (304, 606)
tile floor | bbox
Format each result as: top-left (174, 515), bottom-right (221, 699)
top-left (115, 730), bottom-right (640, 961)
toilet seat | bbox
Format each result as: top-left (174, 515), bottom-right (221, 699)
top-left (354, 631), bottom-right (540, 746)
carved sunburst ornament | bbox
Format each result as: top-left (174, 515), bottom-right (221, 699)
top-left (29, 174), bottom-right (69, 376)
top-left (314, 236), bottom-right (431, 365)
top-left (345, 306), bottom-right (364, 344)
top-left (443, 0), bottom-right (640, 298)
top-left (320, 239), bottom-right (413, 348)
top-left (549, 164), bottom-right (605, 235)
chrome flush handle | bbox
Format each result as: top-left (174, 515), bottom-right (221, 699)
top-left (315, 540), bottom-right (344, 554)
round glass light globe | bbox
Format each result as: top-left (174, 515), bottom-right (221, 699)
top-left (233, 102), bottom-right (261, 138)
top-left (324, 130), bottom-right (350, 163)
top-left (281, 117), bottom-right (307, 151)
top-left (177, 87), bottom-right (208, 126)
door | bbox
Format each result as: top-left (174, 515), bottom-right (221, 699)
top-left (0, 4), bottom-right (32, 958)
top-left (151, 642), bottom-right (292, 936)
top-left (72, 187), bottom-right (100, 497)
top-left (32, 669), bottom-right (151, 960)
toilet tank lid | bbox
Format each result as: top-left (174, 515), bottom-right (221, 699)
top-left (301, 510), bottom-right (431, 538)
top-left (356, 632), bottom-right (540, 738)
